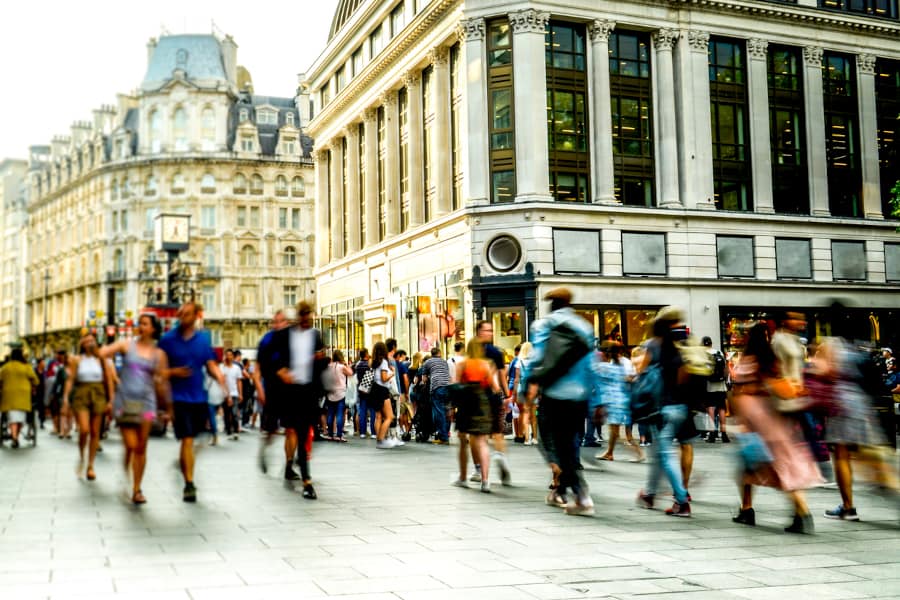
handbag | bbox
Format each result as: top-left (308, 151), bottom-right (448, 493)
top-left (388, 372), bottom-right (400, 398)
top-left (630, 363), bottom-right (663, 423)
top-left (345, 374), bottom-right (358, 407)
top-left (763, 376), bottom-right (813, 413)
top-left (357, 368), bottom-right (374, 395)
top-left (117, 398), bottom-right (145, 426)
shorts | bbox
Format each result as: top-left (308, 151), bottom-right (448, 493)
top-left (676, 410), bottom-right (699, 444)
top-left (706, 391), bottom-right (727, 410)
top-left (489, 393), bottom-right (506, 434)
top-left (71, 383), bottom-right (108, 415)
top-left (173, 402), bottom-right (210, 440)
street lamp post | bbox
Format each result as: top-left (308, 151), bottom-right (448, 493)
top-left (41, 269), bottom-right (50, 355)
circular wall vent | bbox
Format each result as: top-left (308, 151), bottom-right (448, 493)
top-left (486, 235), bottom-right (522, 272)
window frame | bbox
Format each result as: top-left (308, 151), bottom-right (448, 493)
top-left (716, 235), bottom-right (756, 278)
top-left (775, 237), bottom-right (813, 280)
top-left (552, 228), bottom-right (601, 274)
top-left (622, 231), bottom-right (668, 277)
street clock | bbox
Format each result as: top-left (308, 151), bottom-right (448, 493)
top-left (154, 213), bottom-right (191, 252)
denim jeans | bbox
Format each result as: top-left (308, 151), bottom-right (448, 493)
top-left (207, 403), bottom-right (218, 435)
top-left (357, 397), bottom-right (377, 436)
top-left (431, 386), bottom-right (450, 441)
top-left (326, 399), bottom-right (346, 438)
top-left (645, 404), bottom-right (689, 504)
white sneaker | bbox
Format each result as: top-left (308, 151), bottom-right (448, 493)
top-left (494, 452), bottom-right (511, 486)
top-left (564, 494), bottom-right (595, 517)
top-left (451, 479), bottom-right (468, 488)
top-left (481, 480), bottom-right (491, 493)
top-left (392, 437), bottom-right (405, 447)
top-left (469, 467), bottom-right (482, 483)
top-left (376, 440), bottom-right (391, 449)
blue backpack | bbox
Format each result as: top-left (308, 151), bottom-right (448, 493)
top-left (630, 362), bottom-right (663, 423)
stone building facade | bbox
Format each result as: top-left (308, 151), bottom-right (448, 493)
top-left (23, 33), bottom-right (315, 355)
top-left (0, 159), bottom-right (28, 354)
top-left (306, 0), bottom-right (900, 358)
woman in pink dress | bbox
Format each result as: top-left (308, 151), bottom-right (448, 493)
top-left (730, 323), bottom-right (821, 534)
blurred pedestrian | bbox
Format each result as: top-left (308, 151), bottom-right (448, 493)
top-left (595, 341), bottom-right (644, 462)
top-left (451, 339), bottom-right (498, 492)
top-left (0, 348), bottom-right (39, 448)
top-left (325, 350), bottom-right (353, 442)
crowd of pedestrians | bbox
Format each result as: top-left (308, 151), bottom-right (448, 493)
top-left (1, 294), bottom-right (897, 534)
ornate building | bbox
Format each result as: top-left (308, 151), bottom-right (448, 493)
top-left (24, 33), bottom-right (315, 355)
top-left (0, 159), bottom-right (28, 354)
top-left (306, 0), bottom-right (900, 358)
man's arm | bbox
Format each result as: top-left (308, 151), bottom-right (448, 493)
top-left (252, 362), bottom-right (265, 405)
top-left (206, 360), bottom-right (227, 392)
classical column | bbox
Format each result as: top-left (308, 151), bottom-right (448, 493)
top-left (430, 46), bottom-right (452, 216)
top-left (459, 17), bottom-right (489, 205)
top-left (404, 71), bottom-right (425, 226)
top-left (747, 38), bottom-right (774, 213)
top-left (382, 91), bottom-right (400, 236)
top-left (803, 46), bottom-right (830, 216)
top-left (363, 108), bottom-right (379, 245)
top-left (510, 9), bottom-right (552, 202)
top-left (857, 53), bottom-right (883, 219)
top-left (344, 125), bottom-right (361, 253)
top-left (329, 139), bottom-right (344, 261)
top-left (653, 28), bottom-right (681, 208)
top-left (589, 20), bottom-right (617, 205)
top-left (313, 148), bottom-right (330, 267)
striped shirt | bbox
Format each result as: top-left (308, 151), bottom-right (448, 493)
top-left (423, 357), bottom-right (451, 391)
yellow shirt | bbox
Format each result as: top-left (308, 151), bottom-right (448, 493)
top-left (0, 361), bottom-right (39, 413)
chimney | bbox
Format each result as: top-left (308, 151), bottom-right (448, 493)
top-left (296, 73), bottom-right (310, 126)
top-left (71, 121), bottom-right (91, 146)
top-left (147, 37), bottom-right (157, 66)
top-left (221, 34), bottom-right (238, 86)
top-left (50, 136), bottom-right (70, 160)
top-left (102, 104), bottom-right (117, 133)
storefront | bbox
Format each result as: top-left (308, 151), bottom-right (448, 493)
top-left (318, 297), bottom-right (365, 358)
top-left (391, 269), bottom-right (466, 358)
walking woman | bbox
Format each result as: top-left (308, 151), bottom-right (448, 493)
top-left (513, 342), bottom-right (539, 445)
top-left (0, 348), bottom-right (39, 448)
top-left (730, 322), bottom-right (820, 533)
top-left (371, 342), bottom-right (397, 448)
top-left (595, 342), bottom-right (644, 462)
top-left (98, 314), bottom-right (169, 504)
top-left (452, 340), bottom-right (498, 492)
top-left (325, 350), bottom-right (353, 442)
top-left (64, 333), bottom-right (114, 480)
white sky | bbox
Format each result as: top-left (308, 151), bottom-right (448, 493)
top-left (0, 0), bottom-right (339, 159)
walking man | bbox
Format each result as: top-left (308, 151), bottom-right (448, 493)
top-left (254, 310), bottom-right (289, 473)
top-left (220, 349), bottom-right (243, 441)
top-left (159, 302), bottom-right (227, 503)
top-left (423, 347), bottom-right (451, 444)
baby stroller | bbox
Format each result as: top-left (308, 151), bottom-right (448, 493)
top-left (412, 391), bottom-right (435, 443)
top-left (0, 408), bottom-right (38, 448)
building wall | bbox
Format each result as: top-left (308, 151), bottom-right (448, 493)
top-left (0, 159), bottom-right (28, 354)
top-left (307, 0), bottom-right (900, 354)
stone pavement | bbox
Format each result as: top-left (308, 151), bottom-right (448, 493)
top-left (1, 426), bottom-right (899, 600)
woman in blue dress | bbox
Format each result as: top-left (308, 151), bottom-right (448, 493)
top-left (594, 342), bottom-right (644, 462)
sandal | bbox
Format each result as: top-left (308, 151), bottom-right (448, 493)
top-left (596, 455), bottom-right (614, 461)
top-left (86, 467), bottom-right (96, 481)
top-left (132, 490), bottom-right (147, 505)
top-left (335, 437), bottom-right (348, 443)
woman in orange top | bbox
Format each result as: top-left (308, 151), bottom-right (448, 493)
top-left (452, 340), bottom-right (499, 492)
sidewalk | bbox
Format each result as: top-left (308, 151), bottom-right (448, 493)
top-left (0, 428), bottom-right (898, 599)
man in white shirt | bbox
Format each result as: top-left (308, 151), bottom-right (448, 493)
top-left (220, 349), bottom-right (244, 441)
top-left (447, 341), bottom-right (465, 384)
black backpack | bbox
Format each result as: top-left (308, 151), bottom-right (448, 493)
top-left (710, 351), bottom-right (726, 383)
top-left (528, 323), bottom-right (591, 388)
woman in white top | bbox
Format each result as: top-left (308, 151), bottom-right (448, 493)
top-left (325, 350), bottom-right (354, 441)
top-left (64, 334), bottom-right (113, 481)
top-left (370, 341), bottom-right (397, 449)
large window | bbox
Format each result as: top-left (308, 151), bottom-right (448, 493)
top-left (768, 46), bottom-right (808, 214)
top-left (450, 43), bottom-right (462, 211)
top-left (148, 109), bottom-right (162, 153)
top-left (488, 19), bottom-right (515, 203)
top-left (546, 22), bottom-right (589, 202)
top-left (173, 107), bottom-right (188, 152)
top-left (709, 38), bottom-right (752, 211)
top-left (823, 52), bottom-right (862, 217)
top-left (399, 87), bottom-right (410, 232)
top-left (875, 58), bottom-right (899, 218)
top-left (283, 246), bottom-right (297, 267)
top-left (239, 245), bottom-right (257, 267)
top-left (377, 106), bottom-right (386, 241)
top-left (423, 66), bottom-right (433, 219)
top-left (358, 122), bottom-right (367, 245)
top-left (609, 31), bottom-right (654, 206)
top-left (819, 0), bottom-right (898, 18)
top-left (201, 107), bottom-right (216, 151)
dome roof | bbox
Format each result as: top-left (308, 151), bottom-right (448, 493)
top-left (329, 0), bottom-right (367, 41)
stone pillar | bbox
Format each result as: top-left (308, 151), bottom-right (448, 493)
top-left (430, 46), bottom-right (452, 216)
top-left (363, 109), bottom-right (379, 245)
top-left (404, 71), bottom-right (425, 226)
top-left (382, 91), bottom-right (400, 236)
top-left (313, 148), bottom-right (330, 267)
top-left (675, 29), bottom-right (715, 209)
top-left (329, 139), bottom-right (344, 260)
top-left (510, 9), bottom-right (552, 202)
top-left (589, 20), bottom-right (617, 205)
top-left (654, 29), bottom-right (681, 208)
top-left (344, 125), bottom-right (361, 253)
top-left (747, 38), bottom-right (774, 213)
top-left (857, 53), bottom-right (883, 219)
top-left (803, 46), bottom-right (829, 216)
top-left (459, 18), bottom-right (489, 205)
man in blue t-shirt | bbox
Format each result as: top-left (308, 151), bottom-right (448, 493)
top-left (159, 302), bottom-right (226, 503)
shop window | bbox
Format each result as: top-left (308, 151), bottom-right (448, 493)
top-left (553, 229), bottom-right (600, 273)
top-left (831, 240), bottom-right (867, 281)
top-left (775, 238), bottom-right (812, 279)
top-left (622, 232), bottom-right (666, 276)
top-left (885, 243), bottom-right (900, 282)
top-left (768, 45), bottom-right (808, 214)
top-left (824, 52), bottom-right (862, 217)
top-left (716, 236), bottom-right (755, 278)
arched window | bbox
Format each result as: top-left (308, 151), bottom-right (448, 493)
top-left (201, 106), bottom-right (216, 150)
top-left (275, 174), bottom-right (288, 196)
top-left (110, 180), bottom-right (119, 200)
top-left (113, 248), bottom-right (125, 273)
top-left (121, 178), bottom-right (131, 198)
top-left (250, 173), bottom-right (264, 195)
top-left (172, 172), bottom-right (185, 194)
top-left (240, 244), bottom-right (257, 267)
top-left (201, 173), bottom-right (216, 193)
top-left (283, 245), bottom-right (297, 267)
top-left (173, 107), bottom-right (188, 151)
top-left (203, 244), bottom-right (216, 269)
top-left (149, 108), bottom-right (162, 152)
top-left (233, 173), bottom-right (247, 194)
top-left (291, 176), bottom-right (305, 197)
top-left (145, 175), bottom-right (158, 196)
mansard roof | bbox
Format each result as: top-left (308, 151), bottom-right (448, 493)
top-left (142, 34), bottom-right (228, 91)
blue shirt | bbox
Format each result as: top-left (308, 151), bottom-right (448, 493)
top-left (396, 360), bottom-right (410, 394)
top-left (159, 328), bottom-right (216, 404)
